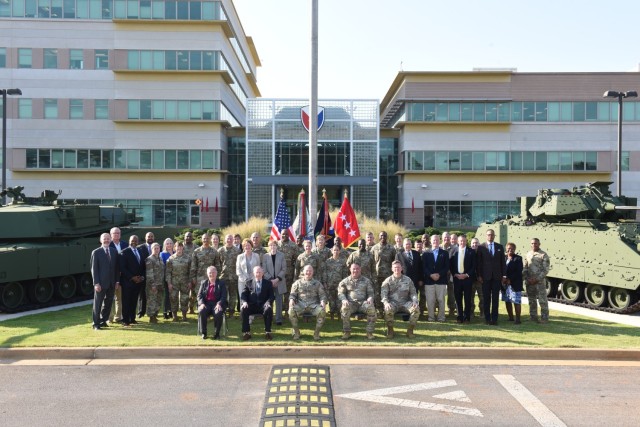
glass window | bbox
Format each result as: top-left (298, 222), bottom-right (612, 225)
top-left (26, 149), bottom-right (38, 168)
top-left (472, 152), bottom-right (484, 170)
top-left (140, 0), bottom-right (151, 18)
top-left (140, 50), bottom-right (152, 70)
top-left (44, 99), bottom-right (58, 119)
top-left (70, 49), bottom-right (84, 69)
top-left (597, 102), bottom-right (610, 121)
top-left (498, 103), bottom-right (510, 122)
top-left (203, 50), bottom-right (214, 70)
top-left (621, 151), bottom-right (630, 171)
top-left (0, 48), bottom-right (5, 67)
top-left (423, 152), bottom-right (435, 170)
top-left (177, 0), bottom-right (188, 19)
top-left (485, 103), bottom-right (497, 121)
top-left (102, 150), bottom-right (113, 168)
top-left (435, 152), bottom-right (448, 171)
top-left (522, 152), bottom-right (535, 170)
top-left (485, 152), bottom-right (497, 170)
top-left (511, 102), bottom-right (522, 121)
top-left (547, 152), bottom-right (559, 170)
top-left (165, 150), bottom-right (176, 169)
top-left (547, 102), bottom-right (560, 122)
top-left (152, 0), bottom-right (164, 18)
top-left (448, 151), bottom-right (460, 170)
top-left (535, 152), bottom-right (547, 171)
top-left (448, 103), bottom-right (460, 121)
top-left (19, 99), bottom-right (32, 118)
top-left (573, 102), bottom-right (585, 121)
top-left (140, 150), bottom-right (152, 169)
top-left (424, 103), bottom-right (436, 121)
top-left (165, 50), bottom-right (177, 70)
top-left (140, 100), bottom-right (151, 119)
top-left (153, 150), bottom-right (163, 169)
top-left (165, 100), bottom-right (177, 119)
top-left (127, 150), bottom-right (140, 169)
top-left (623, 102), bottom-right (635, 122)
top-left (70, 99), bottom-right (83, 119)
top-left (177, 150), bottom-right (189, 169)
top-left (126, 0), bottom-right (139, 18)
top-left (523, 102), bottom-right (535, 121)
top-left (152, 100), bottom-right (164, 119)
top-left (51, 149), bottom-right (63, 168)
top-left (77, 150), bottom-right (88, 168)
top-left (127, 50), bottom-right (139, 69)
top-left (44, 48), bottom-right (58, 69)
top-left (152, 50), bottom-right (164, 69)
top-left (190, 150), bottom-right (201, 169)
top-left (64, 150), bottom-right (76, 168)
top-left (202, 101), bottom-right (214, 120)
top-left (190, 101), bottom-right (201, 119)
top-left (461, 152), bottom-right (472, 170)
top-left (585, 102), bottom-right (597, 121)
top-left (586, 152), bottom-right (597, 170)
top-left (38, 149), bottom-right (51, 168)
top-left (114, 150), bottom-right (125, 168)
top-left (511, 152), bottom-right (522, 170)
top-left (408, 152), bottom-right (423, 170)
top-left (497, 152), bottom-right (509, 170)
top-left (18, 48), bottom-right (32, 68)
top-left (177, 50), bottom-right (189, 70)
top-left (535, 102), bottom-right (547, 121)
top-left (461, 104), bottom-right (472, 121)
top-left (128, 100), bottom-right (140, 119)
top-left (473, 103), bottom-right (485, 121)
top-left (90, 150), bottom-right (101, 168)
top-left (189, 51), bottom-right (202, 70)
top-left (95, 99), bottom-right (109, 119)
top-left (560, 102), bottom-right (572, 121)
top-left (436, 103), bottom-right (448, 121)
top-left (559, 152), bottom-right (572, 171)
top-left (202, 150), bottom-right (214, 169)
top-left (410, 103), bottom-right (423, 121)
top-left (573, 152), bottom-right (585, 170)
top-left (177, 101), bottom-right (189, 119)
top-left (95, 49), bottom-right (109, 69)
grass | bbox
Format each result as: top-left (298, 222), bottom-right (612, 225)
top-left (1, 303), bottom-right (639, 349)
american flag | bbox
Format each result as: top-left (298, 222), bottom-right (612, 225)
top-left (270, 193), bottom-right (294, 241)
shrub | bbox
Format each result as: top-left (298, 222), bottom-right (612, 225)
top-left (220, 216), bottom-right (270, 246)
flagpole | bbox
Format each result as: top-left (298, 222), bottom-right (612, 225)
top-left (309, 0), bottom-right (319, 225)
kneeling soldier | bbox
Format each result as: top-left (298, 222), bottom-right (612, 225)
top-left (338, 263), bottom-right (376, 340)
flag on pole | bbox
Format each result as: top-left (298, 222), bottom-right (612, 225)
top-left (291, 189), bottom-right (312, 241)
top-left (334, 191), bottom-right (360, 248)
top-left (314, 189), bottom-right (334, 247)
top-left (270, 190), bottom-right (295, 241)
top-left (214, 197), bottom-right (219, 213)
top-left (205, 197), bottom-right (209, 213)
top-left (412, 197), bottom-right (415, 213)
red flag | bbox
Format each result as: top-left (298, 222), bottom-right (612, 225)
top-left (334, 192), bottom-right (360, 248)
top-left (214, 197), bottom-right (219, 212)
top-left (412, 197), bottom-right (415, 213)
top-left (199, 198), bottom-right (203, 212)
top-left (205, 197), bottom-right (209, 212)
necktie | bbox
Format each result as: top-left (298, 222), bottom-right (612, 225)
top-left (133, 248), bottom-right (140, 263)
top-left (490, 243), bottom-right (494, 256)
top-left (458, 248), bottom-right (465, 274)
top-left (256, 281), bottom-right (261, 294)
top-left (433, 250), bottom-right (438, 262)
top-left (105, 248), bottom-right (111, 262)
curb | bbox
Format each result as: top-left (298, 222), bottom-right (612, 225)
top-left (1, 346), bottom-right (639, 361)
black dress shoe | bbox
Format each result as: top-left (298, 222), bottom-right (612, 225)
top-left (213, 333), bottom-right (220, 340)
top-left (276, 321), bottom-right (283, 326)
top-left (137, 313), bottom-right (144, 318)
top-left (130, 320), bottom-right (138, 324)
top-left (93, 325), bottom-right (101, 330)
top-left (201, 334), bottom-right (207, 340)
top-left (490, 320), bottom-right (498, 325)
top-left (265, 332), bottom-right (273, 340)
top-left (100, 322), bottom-right (109, 328)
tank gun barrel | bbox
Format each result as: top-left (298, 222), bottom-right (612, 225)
top-left (614, 206), bottom-right (640, 211)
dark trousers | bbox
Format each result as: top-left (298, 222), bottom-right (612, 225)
top-left (92, 285), bottom-right (115, 326)
top-left (198, 302), bottom-right (225, 336)
top-left (241, 303), bottom-right (274, 333)
top-left (137, 287), bottom-right (147, 316)
top-left (482, 278), bottom-right (501, 322)
top-left (163, 280), bottom-right (171, 314)
top-left (122, 283), bottom-right (141, 324)
top-left (453, 278), bottom-right (473, 321)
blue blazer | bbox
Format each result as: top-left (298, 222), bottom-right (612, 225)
top-left (450, 247), bottom-right (476, 279)
top-left (422, 249), bottom-right (449, 285)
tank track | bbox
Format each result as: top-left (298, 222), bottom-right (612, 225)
top-left (0, 295), bottom-right (92, 314)
top-left (548, 296), bottom-right (640, 315)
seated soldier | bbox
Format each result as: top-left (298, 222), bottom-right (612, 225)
top-left (288, 265), bottom-right (327, 341)
top-left (381, 260), bottom-right (420, 339)
top-left (338, 263), bottom-right (376, 340)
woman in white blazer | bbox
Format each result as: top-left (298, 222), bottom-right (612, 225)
top-left (236, 238), bottom-right (261, 308)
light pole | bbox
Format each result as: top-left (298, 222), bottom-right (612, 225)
top-left (603, 90), bottom-right (637, 197)
top-left (1, 88), bottom-right (22, 205)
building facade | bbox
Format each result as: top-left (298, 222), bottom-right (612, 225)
top-left (0, 0), bottom-right (260, 227)
top-left (380, 71), bottom-right (640, 229)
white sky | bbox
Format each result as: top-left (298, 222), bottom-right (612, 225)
top-left (233, 0), bottom-right (640, 101)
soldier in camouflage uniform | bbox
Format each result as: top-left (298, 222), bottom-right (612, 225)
top-left (278, 230), bottom-right (299, 312)
top-left (182, 231), bottom-right (197, 313)
top-left (381, 261), bottom-right (420, 338)
top-left (145, 243), bottom-right (165, 323)
top-left (372, 231), bottom-right (396, 315)
top-left (313, 235), bottom-right (332, 262)
top-left (346, 239), bottom-right (376, 285)
top-left (295, 234), bottom-right (305, 255)
top-left (294, 240), bottom-right (322, 278)
top-left (338, 263), bottom-right (376, 340)
top-left (218, 234), bottom-right (241, 315)
top-left (365, 232), bottom-right (375, 252)
top-left (166, 241), bottom-right (191, 321)
top-left (322, 246), bottom-right (349, 319)
top-left (288, 265), bottom-right (327, 341)
top-left (333, 236), bottom-right (351, 262)
top-left (523, 238), bottom-right (551, 323)
top-left (190, 233), bottom-right (220, 310)
top-left (251, 232), bottom-right (267, 258)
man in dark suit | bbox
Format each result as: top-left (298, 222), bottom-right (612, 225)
top-left (450, 235), bottom-right (476, 323)
top-left (422, 235), bottom-right (449, 322)
top-left (395, 238), bottom-right (425, 315)
top-left (108, 227), bottom-right (128, 324)
top-left (476, 228), bottom-right (506, 325)
top-left (197, 266), bottom-right (228, 339)
top-left (241, 265), bottom-right (275, 340)
top-left (136, 232), bottom-right (153, 318)
top-left (90, 233), bottom-right (120, 330)
top-left (119, 235), bottom-right (146, 326)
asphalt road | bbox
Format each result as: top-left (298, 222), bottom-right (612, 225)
top-left (1, 363), bottom-right (638, 427)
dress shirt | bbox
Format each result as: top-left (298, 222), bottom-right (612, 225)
top-left (206, 282), bottom-right (217, 302)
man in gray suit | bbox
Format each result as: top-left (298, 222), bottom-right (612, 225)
top-left (90, 233), bottom-right (120, 330)
top-left (262, 240), bottom-right (287, 325)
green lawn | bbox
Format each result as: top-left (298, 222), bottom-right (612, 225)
top-left (1, 304), bottom-right (639, 348)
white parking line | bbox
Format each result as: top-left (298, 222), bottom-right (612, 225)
top-left (494, 374), bottom-right (567, 427)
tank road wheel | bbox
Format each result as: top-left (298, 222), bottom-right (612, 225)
top-left (607, 288), bottom-right (636, 311)
top-left (28, 278), bottom-right (54, 304)
top-left (0, 282), bottom-right (25, 311)
top-left (55, 276), bottom-right (77, 300)
top-left (584, 284), bottom-right (608, 307)
top-left (77, 273), bottom-right (94, 296)
top-left (560, 280), bottom-right (584, 303)
top-left (545, 278), bottom-right (559, 298)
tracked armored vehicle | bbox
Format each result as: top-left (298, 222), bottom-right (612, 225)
top-left (476, 182), bottom-right (640, 314)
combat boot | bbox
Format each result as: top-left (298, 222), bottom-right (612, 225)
top-left (341, 331), bottom-right (351, 341)
top-left (313, 328), bottom-right (321, 341)
top-left (386, 324), bottom-right (394, 339)
top-left (182, 310), bottom-right (187, 321)
top-left (172, 313), bottom-right (179, 322)
top-left (149, 315), bottom-right (158, 324)
top-left (406, 325), bottom-right (415, 339)
top-left (292, 328), bottom-right (301, 340)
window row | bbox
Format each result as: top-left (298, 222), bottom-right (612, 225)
top-left (274, 142), bottom-right (351, 176)
top-left (0, 0), bottom-right (225, 21)
top-left (26, 149), bottom-right (221, 170)
top-left (405, 151), bottom-right (599, 172)
top-left (60, 198), bottom-right (200, 226)
top-left (10, 48), bottom-right (108, 69)
top-left (127, 100), bottom-right (238, 124)
top-left (405, 101), bottom-right (640, 123)
top-left (127, 50), bottom-right (224, 71)
top-left (13, 99), bottom-right (109, 119)
top-left (424, 200), bottom-right (521, 228)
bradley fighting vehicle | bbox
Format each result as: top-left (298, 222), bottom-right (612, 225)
top-left (476, 182), bottom-right (640, 314)
top-left (0, 187), bottom-right (180, 313)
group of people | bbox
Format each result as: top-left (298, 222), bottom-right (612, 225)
top-left (90, 227), bottom-right (551, 341)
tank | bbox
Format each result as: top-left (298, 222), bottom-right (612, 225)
top-left (476, 181), bottom-right (640, 314)
top-left (0, 187), bottom-right (182, 313)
